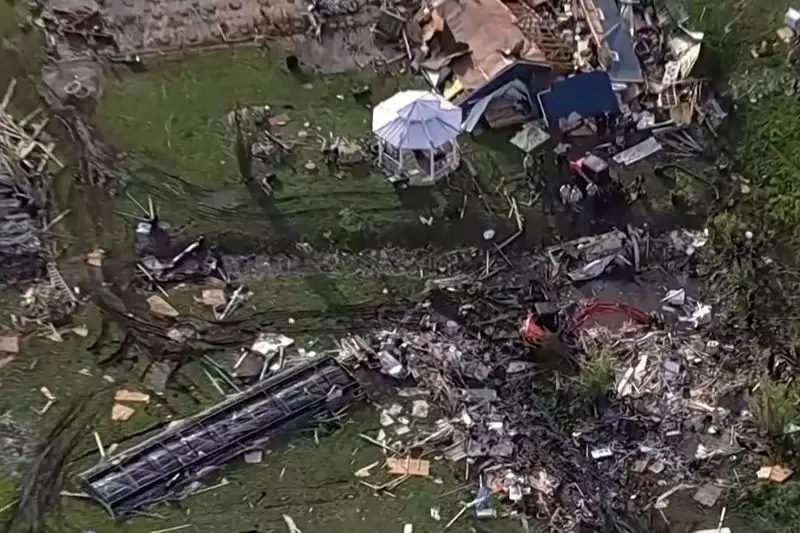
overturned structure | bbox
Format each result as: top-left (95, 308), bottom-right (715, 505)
top-left (78, 357), bottom-right (361, 518)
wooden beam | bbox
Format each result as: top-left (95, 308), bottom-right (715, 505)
top-left (0, 79), bottom-right (17, 112)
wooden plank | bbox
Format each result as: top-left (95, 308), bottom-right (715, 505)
top-left (16, 116), bottom-right (50, 160)
top-left (37, 142), bottom-right (56, 172)
top-left (35, 141), bottom-right (64, 169)
top-left (0, 79), bottom-right (16, 112)
top-left (18, 107), bottom-right (43, 127)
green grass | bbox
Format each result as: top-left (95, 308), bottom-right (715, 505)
top-left (93, 50), bottom-right (574, 250)
top-left (685, 0), bottom-right (800, 246)
top-left (573, 346), bottom-right (616, 402)
top-left (0, 272), bottom-right (526, 533)
top-left (0, 1), bottom-right (40, 113)
top-left (97, 50), bottom-right (383, 184)
top-left (96, 51), bottom-right (435, 248)
top-left (751, 380), bottom-right (800, 440)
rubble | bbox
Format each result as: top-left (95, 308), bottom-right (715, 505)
top-left (325, 226), bottom-right (774, 531)
top-left (0, 1), bottom-right (779, 532)
top-left (136, 218), bottom-right (227, 286)
top-left (0, 83), bottom-right (50, 286)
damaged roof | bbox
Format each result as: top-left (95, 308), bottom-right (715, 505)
top-left (424, 0), bottom-right (550, 94)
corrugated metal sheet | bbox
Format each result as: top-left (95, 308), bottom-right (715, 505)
top-left (580, 0), bottom-right (644, 84)
top-left (79, 357), bottom-right (361, 518)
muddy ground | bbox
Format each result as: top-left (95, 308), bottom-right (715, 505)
top-left (2, 0), bottom-right (800, 532)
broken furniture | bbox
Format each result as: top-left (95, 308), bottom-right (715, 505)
top-left (372, 90), bottom-right (462, 186)
top-left (78, 357), bottom-right (361, 518)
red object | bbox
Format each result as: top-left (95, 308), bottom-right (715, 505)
top-left (522, 313), bottom-right (550, 346)
top-left (569, 157), bottom-right (585, 174)
top-left (521, 299), bottom-right (651, 346)
top-left (565, 299), bottom-right (651, 333)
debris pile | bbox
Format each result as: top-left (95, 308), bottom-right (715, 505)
top-left (342, 321), bottom-right (651, 530)
top-left (1, 79), bottom-right (64, 172)
top-left (135, 217), bottom-right (227, 286)
top-left (19, 269), bottom-right (79, 327)
top-left (334, 231), bottom-right (771, 531)
top-left (410, 0), bottom-right (717, 134)
top-left (401, 0), bottom-right (730, 210)
top-left (0, 80), bottom-right (56, 286)
top-left (0, 155), bottom-right (46, 285)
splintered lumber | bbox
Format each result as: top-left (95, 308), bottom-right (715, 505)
top-left (0, 79), bottom-right (16, 112)
top-left (0, 79), bottom-right (64, 169)
top-left (387, 456), bottom-right (430, 477)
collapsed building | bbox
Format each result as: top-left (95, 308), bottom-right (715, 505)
top-left (413, 0), bottom-right (571, 131)
top-left (410, 0), bottom-right (707, 135)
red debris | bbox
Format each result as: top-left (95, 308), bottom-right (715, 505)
top-left (566, 299), bottom-right (651, 333)
top-left (522, 313), bottom-right (550, 346)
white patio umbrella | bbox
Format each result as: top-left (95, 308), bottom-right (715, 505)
top-left (372, 90), bottom-right (461, 150)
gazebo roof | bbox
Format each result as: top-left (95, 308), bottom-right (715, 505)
top-left (372, 90), bottom-right (462, 150)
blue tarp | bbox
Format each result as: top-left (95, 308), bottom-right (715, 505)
top-left (538, 71), bottom-right (620, 127)
top-left (594, 0), bottom-right (644, 83)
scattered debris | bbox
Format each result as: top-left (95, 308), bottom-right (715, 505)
top-left (146, 295), bottom-right (179, 318)
top-left (149, 524), bottom-right (191, 533)
top-left (86, 248), bottom-right (105, 268)
top-left (37, 386), bottom-right (56, 415)
top-left (114, 389), bottom-right (151, 404)
top-left (758, 465), bottom-right (793, 484)
top-left (201, 288), bottom-right (227, 308)
top-left (0, 334), bottom-right (19, 354)
top-left (243, 449), bottom-right (264, 464)
top-left (355, 461), bottom-right (380, 478)
top-left (111, 403), bottom-right (135, 422)
top-left (411, 400), bottom-right (429, 418)
top-left (387, 457), bottom-right (430, 477)
top-left (693, 484), bottom-right (723, 508)
top-left (283, 514), bottom-right (302, 533)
